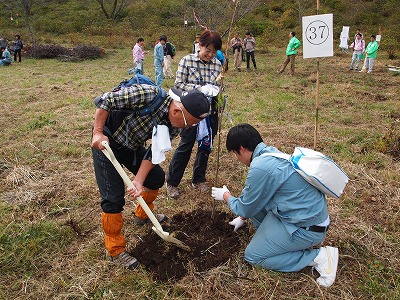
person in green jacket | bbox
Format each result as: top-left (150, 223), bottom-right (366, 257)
top-left (278, 31), bottom-right (301, 75)
top-left (359, 35), bottom-right (379, 74)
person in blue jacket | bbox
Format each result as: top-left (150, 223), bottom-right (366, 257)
top-left (154, 35), bottom-right (167, 86)
top-left (0, 47), bottom-right (12, 66)
top-left (215, 49), bottom-right (225, 65)
top-left (212, 123), bottom-right (339, 288)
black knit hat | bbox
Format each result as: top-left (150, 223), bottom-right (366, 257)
top-left (169, 88), bottom-right (211, 119)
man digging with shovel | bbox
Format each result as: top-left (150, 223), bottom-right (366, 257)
top-left (91, 84), bottom-right (210, 269)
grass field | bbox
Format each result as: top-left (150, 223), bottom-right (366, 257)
top-left (0, 47), bottom-right (399, 299)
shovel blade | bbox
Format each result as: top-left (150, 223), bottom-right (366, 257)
top-left (152, 227), bottom-right (191, 252)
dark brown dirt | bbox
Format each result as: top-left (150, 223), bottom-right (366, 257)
top-left (130, 209), bottom-right (245, 282)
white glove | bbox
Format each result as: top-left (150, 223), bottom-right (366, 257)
top-left (200, 84), bottom-right (220, 97)
top-left (229, 216), bottom-right (246, 232)
top-left (211, 185), bottom-right (229, 201)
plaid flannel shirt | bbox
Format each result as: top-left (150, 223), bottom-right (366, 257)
top-left (98, 84), bottom-right (178, 150)
top-left (175, 52), bottom-right (222, 91)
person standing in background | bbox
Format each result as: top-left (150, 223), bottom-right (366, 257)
top-left (278, 31), bottom-right (301, 75)
top-left (13, 34), bottom-right (23, 63)
top-left (154, 35), bottom-right (167, 86)
top-left (192, 34), bottom-right (201, 54)
top-left (243, 31), bottom-right (256, 70)
top-left (349, 33), bottom-right (365, 71)
top-left (359, 35), bottom-right (379, 74)
top-left (132, 37), bottom-right (147, 75)
top-left (163, 39), bottom-right (175, 79)
top-left (230, 32), bottom-right (243, 71)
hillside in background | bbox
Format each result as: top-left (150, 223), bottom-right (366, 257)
top-left (0, 0), bottom-right (399, 56)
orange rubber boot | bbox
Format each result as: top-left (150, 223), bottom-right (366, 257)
top-left (134, 188), bottom-right (159, 220)
top-left (101, 212), bottom-right (126, 257)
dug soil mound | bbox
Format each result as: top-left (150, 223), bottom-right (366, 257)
top-left (131, 209), bottom-right (245, 282)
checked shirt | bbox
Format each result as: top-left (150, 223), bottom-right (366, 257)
top-left (98, 84), bottom-right (178, 150)
top-left (175, 52), bottom-right (222, 91)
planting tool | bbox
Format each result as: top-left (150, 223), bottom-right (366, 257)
top-left (101, 141), bottom-right (191, 252)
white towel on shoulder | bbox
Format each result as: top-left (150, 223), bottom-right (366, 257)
top-left (151, 125), bottom-right (172, 164)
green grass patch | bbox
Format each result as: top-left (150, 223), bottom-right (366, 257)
top-left (0, 218), bottom-right (74, 274)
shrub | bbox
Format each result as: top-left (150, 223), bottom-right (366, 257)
top-left (382, 36), bottom-right (399, 60)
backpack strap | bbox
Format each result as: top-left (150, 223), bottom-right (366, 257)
top-left (132, 88), bottom-right (166, 117)
top-left (124, 87), bottom-right (167, 144)
top-left (104, 87), bottom-right (167, 149)
top-left (261, 152), bottom-right (291, 160)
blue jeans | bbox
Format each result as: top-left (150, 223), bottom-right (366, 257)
top-left (0, 60), bottom-right (11, 66)
top-left (244, 212), bottom-right (326, 272)
top-left (154, 62), bottom-right (164, 86)
top-left (92, 144), bottom-right (165, 213)
top-left (350, 51), bottom-right (362, 69)
top-left (135, 59), bottom-right (143, 75)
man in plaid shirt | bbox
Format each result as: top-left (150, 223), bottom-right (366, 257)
top-left (91, 84), bottom-right (210, 269)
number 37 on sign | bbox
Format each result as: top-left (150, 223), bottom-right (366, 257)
top-left (302, 14), bottom-right (333, 59)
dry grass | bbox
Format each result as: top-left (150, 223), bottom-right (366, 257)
top-left (0, 46), bottom-right (399, 299)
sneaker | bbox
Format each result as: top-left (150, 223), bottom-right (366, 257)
top-left (367, 70), bottom-right (372, 74)
top-left (133, 213), bottom-right (168, 225)
top-left (313, 246), bottom-right (339, 287)
top-left (192, 182), bottom-right (208, 193)
top-left (349, 68), bottom-right (353, 70)
top-left (359, 68), bottom-right (366, 73)
top-left (111, 251), bottom-right (140, 270)
top-left (167, 184), bottom-right (180, 199)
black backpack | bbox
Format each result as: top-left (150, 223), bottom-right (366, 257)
top-left (95, 74), bottom-right (167, 116)
top-left (94, 74), bottom-right (167, 145)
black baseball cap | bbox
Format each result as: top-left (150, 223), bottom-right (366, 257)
top-left (169, 88), bottom-right (211, 119)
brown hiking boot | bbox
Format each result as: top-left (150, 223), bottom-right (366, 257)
top-left (192, 182), bottom-right (208, 193)
top-left (110, 251), bottom-right (140, 270)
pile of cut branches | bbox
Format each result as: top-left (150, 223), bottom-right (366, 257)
top-left (26, 44), bottom-right (104, 60)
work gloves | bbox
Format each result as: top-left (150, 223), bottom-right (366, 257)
top-left (211, 185), bottom-right (230, 201)
top-left (211, 186), bottom-right (246, 232)
top-left (200, 84), bottom-right (220, 97)
top-left (229, 216), bottom-right (246, 232)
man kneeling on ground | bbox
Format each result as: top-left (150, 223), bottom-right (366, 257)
top-left (212, 123), bottom-right (339, 287)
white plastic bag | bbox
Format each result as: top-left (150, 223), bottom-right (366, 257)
top-left (262, 147), bottom-right (349, 198)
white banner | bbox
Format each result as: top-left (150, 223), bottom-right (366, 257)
top-left (302, 14), bottom-right (334, 59)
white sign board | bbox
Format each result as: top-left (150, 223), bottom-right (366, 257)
top-left (302, 14), bottom-right (333, 59)
top-left (339, 26), bottom-right (350, 49)
top-left (341, 26), bottom-right (350, 38)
